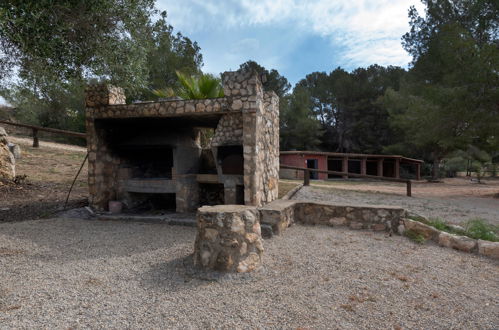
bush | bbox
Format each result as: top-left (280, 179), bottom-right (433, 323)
top-left (405, 229), bottom-right (426, 244)
top-left (464, 219), bottom-right (499, 242)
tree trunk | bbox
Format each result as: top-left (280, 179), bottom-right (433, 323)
top-left (431, 153), bottom-right (440, 180)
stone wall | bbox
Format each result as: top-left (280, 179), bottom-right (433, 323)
top-left (85, 85), bottom-right (126, 107)
top-left (402, 218), bottom-right (499, 258)
top-left (211, 114), bottom-right (243, 147)
top-left (259, 92), bottom-right (280, 204)
top-left (259, 199), bottom-right (406, 235)
top-left (87, 98), bottom-right (228, 119)
top-left (221, 70), bottom-right (279, 207)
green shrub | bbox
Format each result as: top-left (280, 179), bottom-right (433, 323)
top-left (428, 218), bottom-right (449, 231)
top-left (405, 230), bottom-right (426, 244)
top-left (464, 219), bottom-right (499, 242)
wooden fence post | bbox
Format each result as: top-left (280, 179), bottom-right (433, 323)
top-left (406, 180), bottom-right (412, 197)
top-left (304, 169), bottom-right (310, 186)
top-left (32, 128), bottom-right (39, 148)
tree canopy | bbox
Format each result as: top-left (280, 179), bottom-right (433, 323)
top-left (0, 1), bottom-right (202, 130)
top-left (384, 0), bottom-right (499, 177)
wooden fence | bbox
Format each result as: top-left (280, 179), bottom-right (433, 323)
top-left (0, 120), bottom-right (86, 147)
top-left (280, 165), bottom-right (413, 196)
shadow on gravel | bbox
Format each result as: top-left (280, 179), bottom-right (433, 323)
top-left (0, 199), bottom-right (87, 222)
top-left (0, 218), bottom-right (196, 262)
top-left (140, 254), bottom-right (265, 292)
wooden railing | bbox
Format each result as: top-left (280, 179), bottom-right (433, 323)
top-left (280, 165), bottom-right (413, 197)
top-left (0, 120), bottom-right (86, 147)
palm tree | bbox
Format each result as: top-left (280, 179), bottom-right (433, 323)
top-left (152, 71), bottom-right (224, 100)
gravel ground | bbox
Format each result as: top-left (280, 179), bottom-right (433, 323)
top-left (0, 218), bottom-right (498, 329)
top-left (294, 186), bottom-right (499, 225)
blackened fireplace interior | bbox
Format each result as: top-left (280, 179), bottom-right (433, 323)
top-left (95, 115), bottom-right (235, 213)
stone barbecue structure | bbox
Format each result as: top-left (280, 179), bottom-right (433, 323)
top-left (85, 69), bottom-right (279, 214)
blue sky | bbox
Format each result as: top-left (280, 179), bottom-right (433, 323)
top-left (0, 0), bottom-right (425, 105)
top-left (157, 0), bottom-right (425, 85)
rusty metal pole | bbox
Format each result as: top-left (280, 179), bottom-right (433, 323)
top-left (304, 169), bottom-right (310, 186)
top-left (406, 180), bottom-right (412, 197)
top-left (32, 128), bottom-right (39, 148)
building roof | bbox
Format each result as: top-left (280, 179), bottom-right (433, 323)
top-left (280, 151), bottom-right (424, 164)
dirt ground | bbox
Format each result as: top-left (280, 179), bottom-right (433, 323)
top-left (0, 137), bottom-right (88, 222)
top-left (288, 178), bottom-right (499, 225)
top-left (302, 177), bottom-right (499, 198)
top-left (0, 136), bottom-right (298, 222)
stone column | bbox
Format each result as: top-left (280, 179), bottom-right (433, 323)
top-left (194, 205), bottom-right (264, 272)
top-left (377, 158), bottom-right (384, 177)
top-left (85, 84), bottom-right (126, 210)
top-left (220, 69), bottom-right (279, 208)
top-left (222, 69), bottom-right (264, 206)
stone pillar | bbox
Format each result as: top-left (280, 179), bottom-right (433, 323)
top-left (85, 84), bottom-right (126, 210)
top-left (361, 158), bottom-right (367, 176)
top-left (173, 137), bottom-right (201, 213)
top-left (377, 158), bottom-right (384, 177)
top-left (342, 156), bottom-right (349, 179)
top-left (221, 69), bottom-right (280, 208)
top-left (194, 205), bottom-right (264, 272)
top-left (395, 158), bottom-right (401, 179)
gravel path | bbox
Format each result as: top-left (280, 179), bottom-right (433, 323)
top-left (294, 186), bottom-right (499, 225)
top-left (1, 218), bottom-right (497, 328)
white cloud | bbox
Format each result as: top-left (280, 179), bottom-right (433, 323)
top-left (157, 0), bottom-right (426, 70)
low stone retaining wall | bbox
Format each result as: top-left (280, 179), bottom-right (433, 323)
top-left (259, 200), bottom-right (406, 235)
top-left (402, 219), bottom-right (499, 259)
top-left (194, 201), bottom-right (497, 273)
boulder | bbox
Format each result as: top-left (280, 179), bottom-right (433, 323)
top-left (477, 240), bottom-right (499, 259)
top-left (438, 232), bottom-right (477, 252)
top-left (0, 127), bottom-right (15, 180)
top-left (403, 218), bottom-right (440, 241)
top-left (8, 143), bottom-right (21, 159)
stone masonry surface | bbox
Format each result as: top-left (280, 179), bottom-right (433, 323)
top-left (0, 126), bottom-right (15, 180)
top-left (194, 205), bottom-right (264, 272)
top-left (85, 68), bottom-right (280, 211)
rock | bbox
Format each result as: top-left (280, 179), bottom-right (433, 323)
top-left (8, 143), bottom-right (21, 159)
top-left (371, 223), bottom-right (386, 231)
top-left (403, 219), bottom-right (440, 241)
top-left (231, 99), bottom-right (243, 110)
top-left (329, 217), bottom-right (347, 226)
top-left (477, 240), bottom-right (499, 259)
top-left (397, 224), bottom-right (406, 235)
top-left (204, 228), bottom-right (218, 242)
top-left (349, 222), bottom-right (363, 230)
top-left (260, 224), bottom-right (273, 239)
top-left (0, 128), bottom-right (15, 180)
top-left (236, 253), bottom-right (260, 273)
top-left (438, 232), bottom-right (477, 252)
